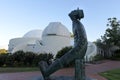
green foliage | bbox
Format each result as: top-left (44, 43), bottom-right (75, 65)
top-left (55, 46), bottom-right (72, 59)
top-left (93, 54), bottom-right (105, 61)
top-left (101, 17), bottom-right (120, 47)
top-left (0, 54), bottom-right (8, 67)
top-left (5, 53), bottom-right (14, 67)
top-left (96, 17), bottom-right (120, 58)
top-left (34, 52), bottom-right (53, 66)
top-left (110, 49), bottom-right (120, 60)
top-left (0, 67), bottom-right (39, 73)
top-left (0, 51), bottom-right (53, 67)
top-left (103, 17), bottom-right (120, 46)
top-left (114, 49), bottom-right (120, 56)
top-left (100, 68), bottom-right (120, 80)
top-left (0, 49), bottom-right (7, 54)
top-left (55, 46), bottom-right (74, 67)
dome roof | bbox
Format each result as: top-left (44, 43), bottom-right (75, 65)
top-left (23, 29), bottom-right (42, 39)
top-left (42, 22), bottom-right (70, 37)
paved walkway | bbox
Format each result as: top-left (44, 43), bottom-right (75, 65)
top-left (0, 60), bottom-right (120, 80)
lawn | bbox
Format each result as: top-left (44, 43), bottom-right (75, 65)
top-left (0, 67), bottom-right (39, 73)
top-left (100, 68), bottom-right (120, 80)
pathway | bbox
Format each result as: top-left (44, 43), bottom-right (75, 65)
top-left (0, 60), bottom-right (120, 80)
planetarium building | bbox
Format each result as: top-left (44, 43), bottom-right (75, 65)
top-left (8, 22), bottom-right (97, 61)
top-left (8, 22), bottom-right (71, 55)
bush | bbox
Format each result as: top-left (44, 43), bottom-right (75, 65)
top-left (55, 46), bottom-right (72, 59)
top-left (0, 50), bottom-right (53, 67)
top-left (0, 54), bottom-right (8, 67)
top-left (55, 46), bottom-right (74, 67)
top-left (93, 54), bottom-right (105, 61)
top-left (24, 52), bottom-right (36, 66)
top-left (31, 53), bottom-right (53, 66)
top-left (110, 49), bottom-right (120, 60)
top-left (5, 53), bottom-right (14, 67)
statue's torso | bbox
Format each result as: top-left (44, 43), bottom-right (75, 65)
top-left (72, 20), bottom-right (87, 47)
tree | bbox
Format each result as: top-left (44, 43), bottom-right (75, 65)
top-left (104, 17), bottom-right (120, 46)
top-left (95, 39), bottom-right (110, 57)
top-left (96, 17), bottom-right (120, 58)
top-left (0, 49), bottom-right (7, 54)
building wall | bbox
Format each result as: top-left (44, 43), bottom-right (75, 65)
top-left (85, 42), bottom-right (97, 61)
top-left (8, 38), bottom-right (40, 53)
top-left (8, 36), bottom-right (71, 55)
top-left (40, 36), bottom-right (71, 55)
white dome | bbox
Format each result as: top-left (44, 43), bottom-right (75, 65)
top-left (23, 29), bottom-right (42, 39)
top-left (42, 22), bottom-right (70, 37)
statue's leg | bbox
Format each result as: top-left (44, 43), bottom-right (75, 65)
top-left (75, 59), bottom-right (85, 80)
top-left (39, 49), bottom-right (76, 79)
top-left (39, 59), bottom-right (63, 80)
top-left (39, 61), bottom-right (49, 80)
top-left (39, 46), bottom-right (86, 80)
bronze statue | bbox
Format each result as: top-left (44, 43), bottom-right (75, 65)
top-left (39, 8), bottom-right (88, 80)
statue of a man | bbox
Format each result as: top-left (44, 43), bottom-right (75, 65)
top-left (39, 8), bottom-right (88, 80)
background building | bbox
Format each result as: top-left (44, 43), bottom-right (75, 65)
top-left (8, 22), bottom-right (97, 61)
top-left (8, 22), bottom-right (71, 55)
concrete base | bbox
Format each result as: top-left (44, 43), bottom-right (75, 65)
top-left (30, 76), bottom-right (97, 80)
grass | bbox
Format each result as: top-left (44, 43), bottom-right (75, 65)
top-left (0, 67), bottom-right (39, 73)
top-left (100, 68), bottom-right (120, 80)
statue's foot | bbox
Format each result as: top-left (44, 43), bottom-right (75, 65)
top-left (39, 61), bottom-right (50, 80)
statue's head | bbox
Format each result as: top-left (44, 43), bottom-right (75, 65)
top-left (69, 8), bottom-right (84, 21)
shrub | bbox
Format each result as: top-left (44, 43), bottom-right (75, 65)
top-left (55, 46), bottom-right (74, 67)
top-left (110, 49), bottom-right (120, 60)
top-left (37, 53), bottom-right (53, 65)
top-left (24, 52), bottom-right (36, 66)
top-left (0, 50), bottom-right (54, 67)
top-left (0, 54), bottom-right (8, 67)
top-left (93, 54), bottom-right (105, 61)
top-left (5, 53), bottom-right (14, 67)
top-left (55, 46), bottom-right (72, 59)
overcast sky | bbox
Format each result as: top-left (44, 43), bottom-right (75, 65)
top-left (0, 0), bottom-right (120, 49)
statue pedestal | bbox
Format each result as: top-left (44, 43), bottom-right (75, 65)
top-left (30, 76), bottom-right (97, 80)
